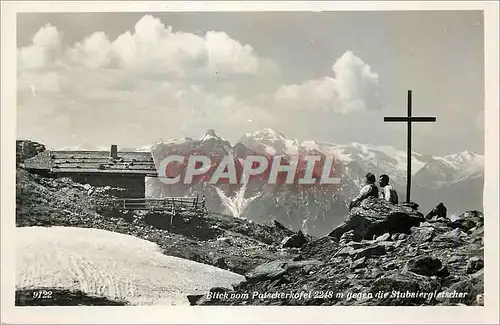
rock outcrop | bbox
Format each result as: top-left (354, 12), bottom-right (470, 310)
top-left (198, 204), bottom-right (484, 306)
top-left (16, 140), bottom-right (46, 166)
top-left (450, 210), bottom-right (484, 232)
top-left (425, 203), bottom-right (448, 220)
top-left (281, 230), bottom-right (308, 248)
top-left (328, 198), bottom-right (425, 242)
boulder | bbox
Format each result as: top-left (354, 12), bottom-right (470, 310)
top-left (433, 228), bottom-right (467, 245)
top-left (403, 256), bottom-right (446, 277)
top-left (449, 210), bottom-right (484, 231)
top-left (409, 226), bottom-right (435, 243)
top-left (351, 244), bottom-right (387, 260)
top-left (466, 256), bottom-right (484, 274)
top-left (392, 233), bottom-right (407, 241)
top-left (375, 233), bottom-right (391, 242)
top-left (16, 140), bottom-right (46, 165)
top-left (339, 230), bottom-right (355, 245)
top-left (299, 237), bottom-right (339, 262)
top-left (350, 257), bottom-right (366, 270)
top-left (470, 226), bottom-right (484, 244)
top-left (334, 246), bottom-right (356, 257)
top-left (425, 203), bottom-right (447, 220)
top-left (186, 294), bottom-right (204, 305)
top-left (376, 241), bottom-right (397, 251)
top-left (382, 261), bottom-right (398, 271)
top-left (215, 257), bottom-right (229, 270)
top-left (281, 230), bottom-right (307, 248)
top-left (347, 241), bottom-right (370, 249)
top-left (328, 198), bottom-right (425, 242)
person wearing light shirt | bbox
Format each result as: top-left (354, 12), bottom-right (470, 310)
top-left (379, 174), bottom-right (399, 205)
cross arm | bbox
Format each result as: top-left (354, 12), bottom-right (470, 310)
top-left (384, 117), bottom-right (436, 122)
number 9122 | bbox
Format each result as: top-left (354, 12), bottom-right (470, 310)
top-left (32, 290), bottom-right (53, 299)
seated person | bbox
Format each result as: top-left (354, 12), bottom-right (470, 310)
top-left (379, 174), bottom-right (399, 204)
top-left (349, 172), bottom-right (379, 211)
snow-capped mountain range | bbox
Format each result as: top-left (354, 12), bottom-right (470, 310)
top-left (54, 129), bottom-right (484, 186)
top-left (54, 128), bottom-right (484, 236)
top-left (237, 128), bottom-right (483, 188)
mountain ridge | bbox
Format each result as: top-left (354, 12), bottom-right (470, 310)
top-left (47, 128), bottom-right (484, 170)
top-left (38, 128), bottom-right (482, 231)
top-left (143, 129), bottom-right (483, 235)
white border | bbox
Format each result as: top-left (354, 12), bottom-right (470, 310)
top-left (2, 1), bottom-right (499, 324)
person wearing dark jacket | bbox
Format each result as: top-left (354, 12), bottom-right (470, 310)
top-left (349, 172), bottom-right (379, 211)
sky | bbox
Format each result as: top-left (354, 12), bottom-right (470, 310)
top-left (16, 11), bottom-right (484, 155)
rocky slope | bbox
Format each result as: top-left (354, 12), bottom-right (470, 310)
top-left (16, 167), bottom-right (299, 276)
top-left (194, 198), bottom-right (484, 306)
top-left (15, 140), bottom-right (484, 306)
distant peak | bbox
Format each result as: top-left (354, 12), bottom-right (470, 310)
top-left (443, 150), bottom-right (482, 162)
top-left (261, 128), bottom-right (277, 134)
top-left (199, 129), bottom-right (227, 142)
top-left (460, 150), bottom-right (477, 157)
top-left (204, 129), bottom-right (218, 137)
top-left (246, 128), bottom-right (288, 139)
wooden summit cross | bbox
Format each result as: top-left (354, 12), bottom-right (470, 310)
top-left (384, 90), bottom-right (436, 203)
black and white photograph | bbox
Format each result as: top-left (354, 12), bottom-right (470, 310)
top-left (2, 1), bottom-right (499, 324)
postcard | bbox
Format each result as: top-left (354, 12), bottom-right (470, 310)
top-left (1, 1), bottom-right (498, 324)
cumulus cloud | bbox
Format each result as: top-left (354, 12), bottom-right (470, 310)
top-left (18, 24), bottom-right (63, 70)
top-left (274, 51), bottom-right (381, 114)
top-left (17, 69), bottom-right (271, 148)
top-left (205, 31), bottom-right (259, 74)
top-left (24, 15), bottom-right (260, 78)
top-left (16, 15), bottom-right (383, 149)
top-left (67, 32), bottom-right (113, 69)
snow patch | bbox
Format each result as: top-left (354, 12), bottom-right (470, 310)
top-left (284, 139), bottom-right (299, 155)
top-left (16, 226), bottom-right (244, 306)
top-left (264, 145), bottom-right (277, 155)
